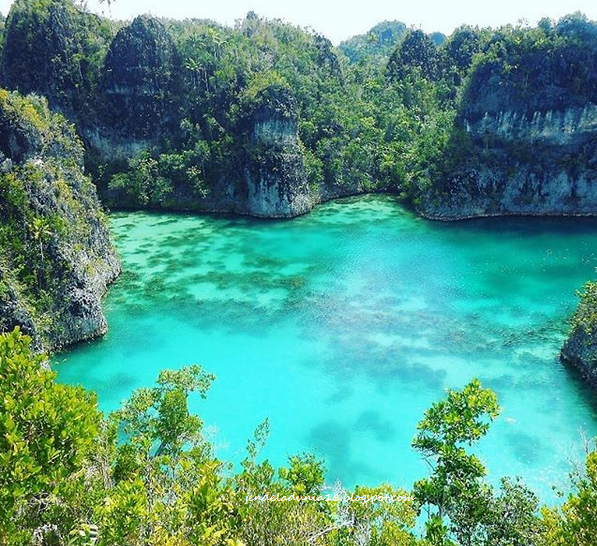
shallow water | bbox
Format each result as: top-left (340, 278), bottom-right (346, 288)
top-left (57, 195), bottom-right (597, 502)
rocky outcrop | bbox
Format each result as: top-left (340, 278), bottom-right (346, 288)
top-left (0, 89), bottom-right (119, 352)
top-left (0, 0), bottom-right (111, 121)
top-left (421, 103), bottom-right (597, 219)
top-left (193, 85), bottom-right (315, 218)
top-left (561, 326), bottom-right (597, 392)
top-left (421, 29), bottom-right (597, 220)
top-left (560, 281), bottom-right (597, 392)
top-left (241, 127), bottom-right (312, 218)
top-left (0, 4), bottom-right (384, 219)
top-left (100, 81), bottom-right (316, 218)
top-left (91, 15), bottom-right (181, 157)
top-left (237, 84), bottom-right (313, 217)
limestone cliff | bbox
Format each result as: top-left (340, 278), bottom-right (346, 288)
top-left (0, 0), bottom-right (111, 122)
top-left (90, 15), bottom-right (181, 160)
top-left (561, 281), bottom-right (597, 392)
top-left (102, 80), bottom-right (315, 218)
top-left (421, 104), bottom-right (597, 219)
top-left (421, 28), bottom-right (597, 220)
top-left (0, 4), bottom-right (383, 219)
top-left (236, 84), bottom-right (313, 217)
top-left (187, 83), bottom-right (313, 218)
top-left (240, 118), bottom-right (312, 218)
top-left (0, 90), bottom-right (119, 352)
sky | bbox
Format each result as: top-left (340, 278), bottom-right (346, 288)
top-left (1, 0), bottom-right (597, 44)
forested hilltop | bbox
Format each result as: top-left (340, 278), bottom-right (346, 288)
top-left (1, 0), bottom-right (595, 219)
top-left (1, 3), bottom-right (597, 358)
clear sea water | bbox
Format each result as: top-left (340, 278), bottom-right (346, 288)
top-left (56, 195), bottom-right (597, 503)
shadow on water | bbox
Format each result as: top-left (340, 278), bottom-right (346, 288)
top-left (307, 420), bottom-right (379, 482)
top-left (353, 410), bottom-right (397, 442)
top-left (429, 214), bottom-right (597, 238)
top-left (504, 429), bottom-right (546, 465)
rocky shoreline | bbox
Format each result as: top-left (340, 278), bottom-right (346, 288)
top-left (0, 90), bottom-right (120, 353)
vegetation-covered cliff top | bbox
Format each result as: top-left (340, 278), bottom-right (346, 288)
top-left (1, 2), bottom-right (596, 217)
top-left (0, 88), bottom-right (119, 351)
top-left (338, 20), bottom-right (408, 64)
top-left (460, 14), bottom-right (597, 121)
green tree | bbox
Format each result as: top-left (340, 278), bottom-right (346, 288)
top-left (388, 30), bottom-right (441, 81)
top-left (98, 364), bottom-right (240, 546)
top-left (412, 379), bottom-right (540, 546)
top-left (279, 453), bottom-right (325, 496)
top-left (572, 280), bottom-right (597, 336)
top-left (0, 328), bottom-right (100, 545)
top-left (337, 484), bottom-right (419, 546)
top-left (443, 27), bottom-right (482, 73)
top-left (540, 448), bottom-right (597, 546)
top-left (29, 216), bottom-right (52, 262)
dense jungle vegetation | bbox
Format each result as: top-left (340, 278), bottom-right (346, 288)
top-left (1, 328), bottom-right (597, 546)
top-left (0, 0), bottom-right (595, 211)
top-left (2, 1), bottom-right (597, 545)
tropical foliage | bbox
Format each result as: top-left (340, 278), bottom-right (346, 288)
top-left (2, 4), bottom-right (597, 545)
top-left (1, 328), bottom-right (596, 546)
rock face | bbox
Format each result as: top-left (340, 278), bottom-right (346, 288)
top-left (0, 90), bottom-right (119, 352)
top-left (242, 119), bottom-right (312, 217)
top-left (422, 104), bottom-right (597, 219)
top-left (422, 44), bottom-right (597, 220)
top-left (560, 281), bottom-right (597, 393)
top-left (0, 0), bottom-right (110, 121)
top-left (92, 15), bottom-right (180, 159)
top-left (99, 81), bottom-right (316, 218)
top-left (561, 326), bottom-right (597, 392)
top-left (238, 85), bottom-right (313, 217)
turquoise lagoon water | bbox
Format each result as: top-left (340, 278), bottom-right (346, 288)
top-left (57, 195), bottom-right (597, 502)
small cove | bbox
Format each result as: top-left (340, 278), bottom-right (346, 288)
top-left (56, 195), bottom-right (597, 502)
